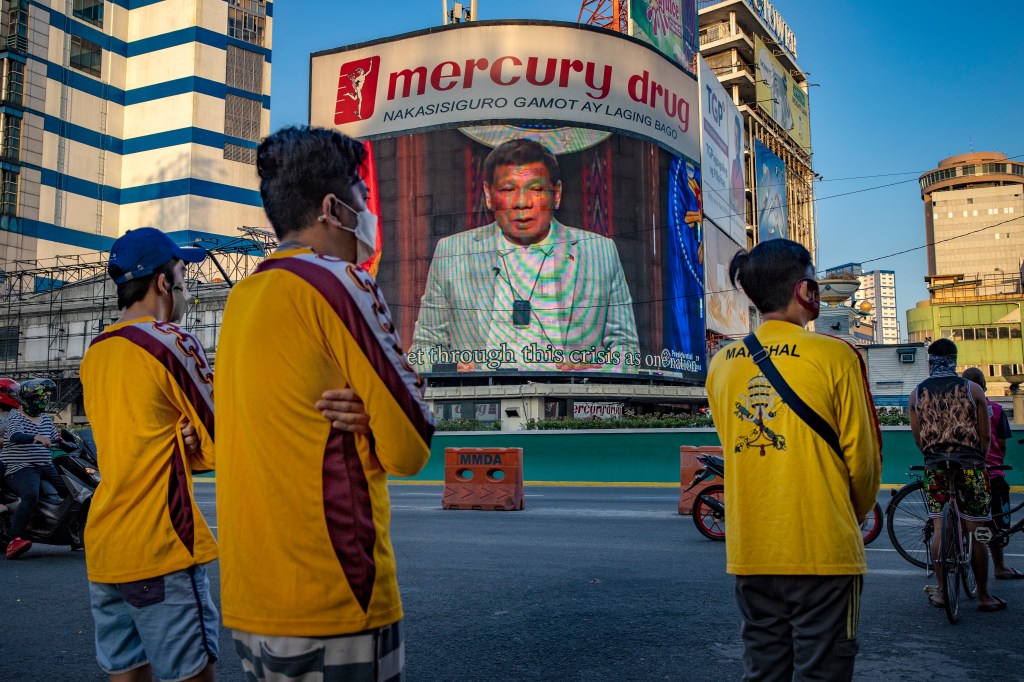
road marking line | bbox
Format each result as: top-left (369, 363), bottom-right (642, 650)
top-left (619, 496), bottom-right (681, 500)
top-left (868, 547), bottom-right (1024, 557)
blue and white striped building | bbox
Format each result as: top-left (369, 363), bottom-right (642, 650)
top-left (0, 0), bottom-right (272, 266)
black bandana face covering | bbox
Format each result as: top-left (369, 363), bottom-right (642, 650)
top-left (928, 354), bottom-right (957, 377)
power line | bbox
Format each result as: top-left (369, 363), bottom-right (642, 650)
top-left (860, 214), bottom-right (1024, 266)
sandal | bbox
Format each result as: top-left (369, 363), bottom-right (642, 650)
top-left (928, 593), bottom-right (945, 608)
top-left (979, 596), bottom-right (1007, 612)
top-left (996, 567), bottom-right (1024, 580)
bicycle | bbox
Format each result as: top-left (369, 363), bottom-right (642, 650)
top-left (886, 472), bottom-right (933, 569)
top-left (686, 453), bottom-right (883, 544)
top-left (887, 463), bottom-right (1011, 573)
top-left (888, 462), bottom-right (983, 623)
top-left (981, 479), bottom-right (1024, 550)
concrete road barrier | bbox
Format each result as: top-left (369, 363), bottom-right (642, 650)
top-left (442, 447), bottom-right (525, 511)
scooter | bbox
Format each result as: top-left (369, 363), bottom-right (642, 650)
top-left (683, 453), bottom-right (884, 544)
top-left (0, 429), bottom-right (100, 553)
top-left (683, 453), bottom-right (726, 541)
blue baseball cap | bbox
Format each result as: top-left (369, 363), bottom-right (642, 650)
top-left (108, 228), bottom-right (207, 284)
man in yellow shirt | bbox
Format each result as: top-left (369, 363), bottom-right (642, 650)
top-left (216, 127), bottom-right (433, 681)
top-left (81, 228), bottom-right (218, 682)
top-left (707, 239), bottom-right (881, 682)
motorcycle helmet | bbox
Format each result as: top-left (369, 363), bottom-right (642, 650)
top-left (0, 378), bottom-right (19, 410)
top-left (18, 378), bottom-right (55, 417)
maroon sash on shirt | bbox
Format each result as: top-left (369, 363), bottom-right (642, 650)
top-left (90, 321), bottom-right (214, 439)
top-left (89, 321), bottom-right (216, 555)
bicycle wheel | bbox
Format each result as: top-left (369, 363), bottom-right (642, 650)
top-left (886, 481), bottom-right (933, 569)
top-left (941, 503), bottom-right (962, 624)
top-left (692, 485), bottom-right (725, 541)
top-left (861, 502), bottom-right (884, 545)
top-left (961, 528), bottom-right (978, 599)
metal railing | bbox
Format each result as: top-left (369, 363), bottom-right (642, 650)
top-left (928, 274), bottom-right (1024, 303)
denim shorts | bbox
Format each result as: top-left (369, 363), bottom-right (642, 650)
top-left (89, 564), bottom-right (219, 682)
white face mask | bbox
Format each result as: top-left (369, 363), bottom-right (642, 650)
top-left (337, 200), bottom-right (378, 264)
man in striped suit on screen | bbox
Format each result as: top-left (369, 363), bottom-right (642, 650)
top-left (410, 138), bottom-right (640, 373)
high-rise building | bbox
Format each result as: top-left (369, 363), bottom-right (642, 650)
top-left (908, 151), bottom-right (1024, 397)
top-left (857, 269), bottom-right (900, 344)
top-left (697, 0), bottom-right (816, 254)
top-left (0, 0), bottom-right (272, 267)
top-left (825, 263), bottom-right (901, 344)
top-left (920, 152), bottom-right (1024, 278)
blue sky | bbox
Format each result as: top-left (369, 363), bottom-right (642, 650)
top-left (269, 0), bottom-right (1024, 329)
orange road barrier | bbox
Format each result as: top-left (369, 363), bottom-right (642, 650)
top-left (442, 447), bottom-right (525, 511)
top-left (678, 445), bottom-right (724, 514)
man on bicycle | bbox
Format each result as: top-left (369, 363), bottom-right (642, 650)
top-left (909, 339), bottom-right (1005, 611)
top-left (962, 367), bottom-right (1023, 581)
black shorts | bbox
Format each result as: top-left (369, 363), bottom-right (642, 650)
top-left (991, 476), bottom-right (1011, 530)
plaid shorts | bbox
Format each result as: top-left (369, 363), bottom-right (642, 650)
top-left (924, 466), bottom-right (992, 521)
top-left (233, 621), bottom-right (403, 682)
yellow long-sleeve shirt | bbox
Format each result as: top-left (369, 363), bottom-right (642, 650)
top-left (707, 320), bottom-right (882, 576)
top-left (81, 318), bottom-right (216, 583)
top-left (215, 249), bottom-right (433, 637)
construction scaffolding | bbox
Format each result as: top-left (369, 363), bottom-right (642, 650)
top-left (0, 227), bottom-right (278, 418)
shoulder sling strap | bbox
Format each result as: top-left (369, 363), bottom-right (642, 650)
top-left (742, 333), bottom-right (844, 460)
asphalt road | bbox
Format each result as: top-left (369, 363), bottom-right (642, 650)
top-left (2, 484), bottom-right (1024, 681)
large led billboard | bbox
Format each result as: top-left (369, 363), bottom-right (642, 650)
top-left (311, 22), bottom-right (706, 381)
top-left (754, 139), bottom-right (788, 242)
top-left (754, 36), bottom-right (810, 150)
top-left (697, 57), bottom-right (745, 245)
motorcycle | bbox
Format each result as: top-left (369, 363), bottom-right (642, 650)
top-left (683, 452), bottom-right (884, 544)
top-left (0, 428), bottom-right (100, 553)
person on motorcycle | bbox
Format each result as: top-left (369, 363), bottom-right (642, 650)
top-left (1, 378), bottom-right (68, 559)
top-left (0, 377), bottom-right (20, 513)
top-left (0, 377), bottom-right (19, 439)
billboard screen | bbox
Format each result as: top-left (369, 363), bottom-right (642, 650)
top-left (698, 57), bottom-right (745, 245)
top-left (754, 139), bottom-right (788, 242)
top-left (629, 0), bottom-right (699, 76)
top-left (663, 155), bottom-right (707, 376)
top-left (754, 36), bottom-right (810, 150)
top-left (704, 225), bottom-right (748, 337)
top-left (310, 23), bottom-right (706, 382)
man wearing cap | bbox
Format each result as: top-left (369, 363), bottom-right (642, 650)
top-left (80, 228), bottom-right (219, 682)
top-left (79, 229), bottom-right (371, 681)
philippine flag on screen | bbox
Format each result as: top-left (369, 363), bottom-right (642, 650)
top-left (335, 56), bottom-right (380, 125)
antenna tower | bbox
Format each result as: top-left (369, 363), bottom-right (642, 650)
top-left (578, 0), bottom-right (628, 33)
